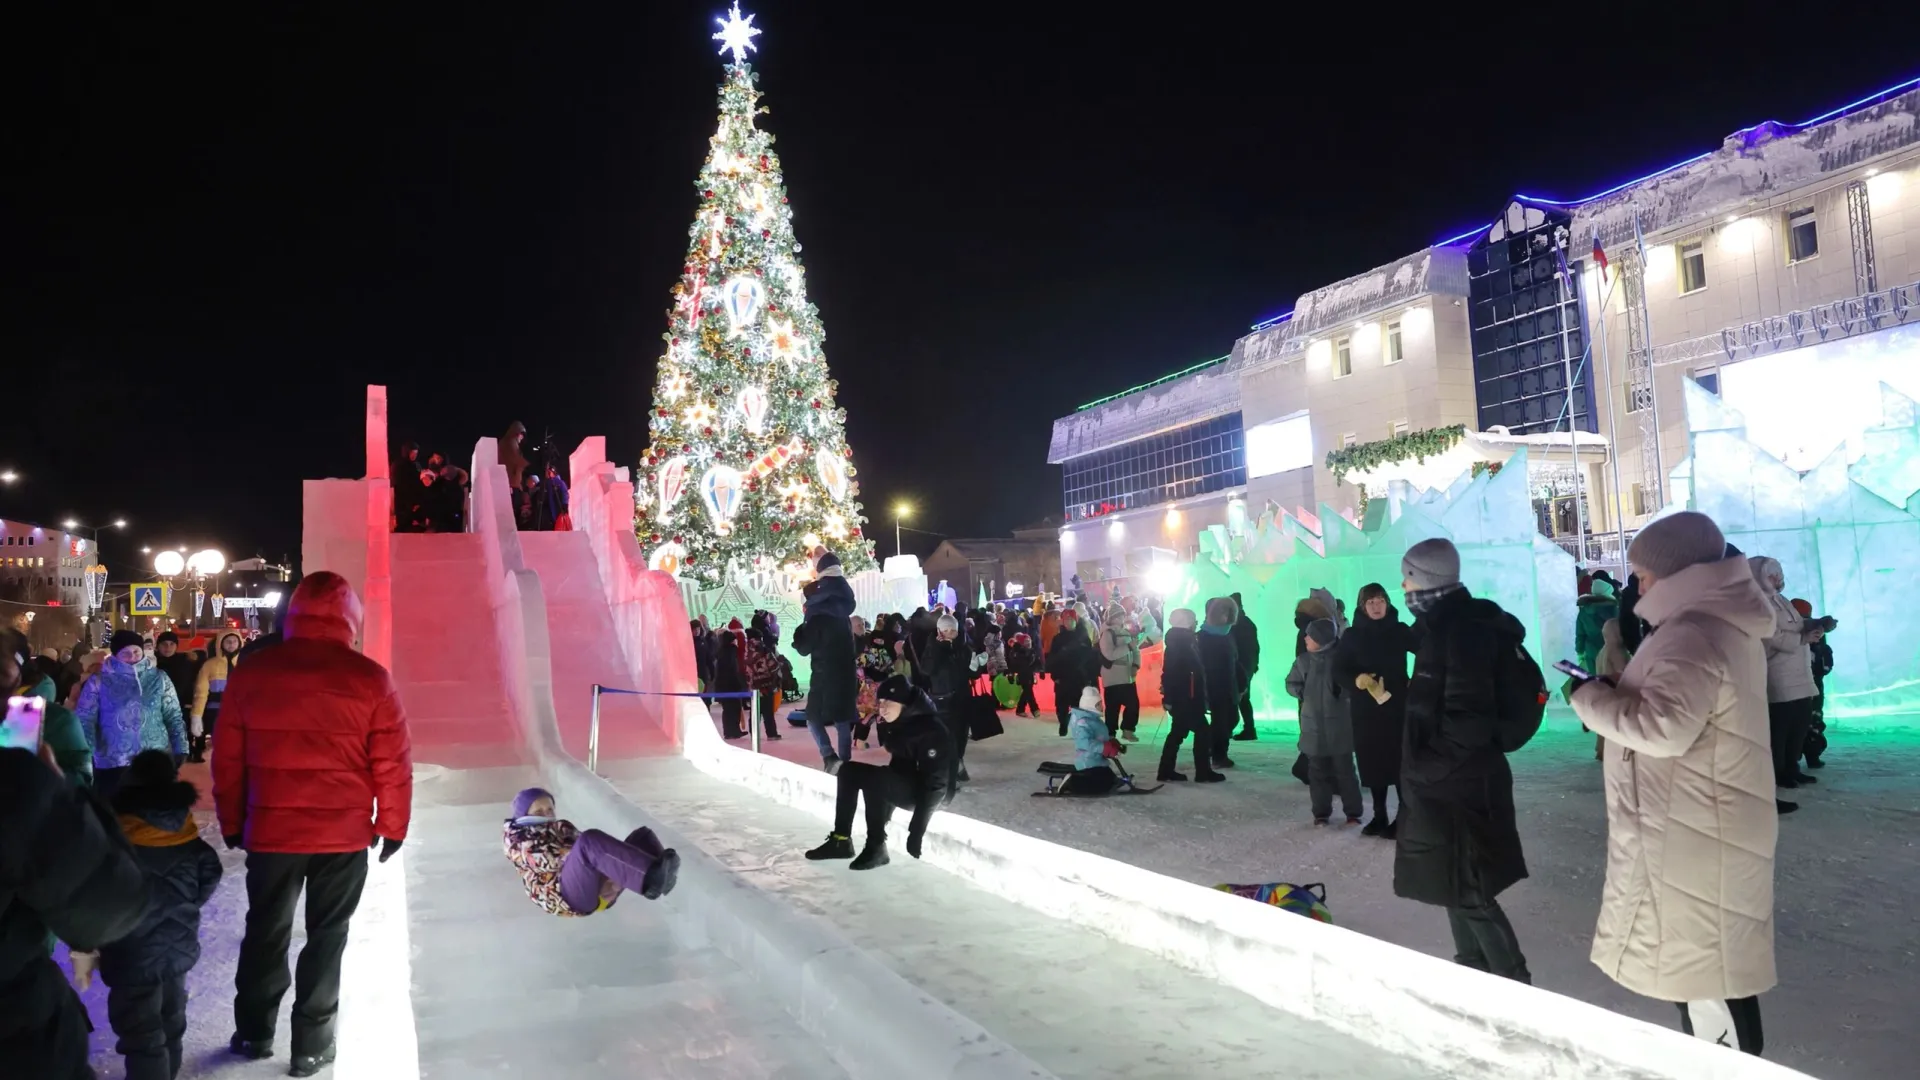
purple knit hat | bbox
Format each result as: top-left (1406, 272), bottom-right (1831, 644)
top-left (511, 787), bottom-right (554, 818)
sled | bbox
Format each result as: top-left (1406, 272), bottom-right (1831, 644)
top-left (1031, 761), bottom-right (1162, 797)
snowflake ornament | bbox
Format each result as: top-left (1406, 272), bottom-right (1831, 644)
top-left (713, 3), bottom-right (761, 65)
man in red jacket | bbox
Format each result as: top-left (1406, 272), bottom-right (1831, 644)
top-left (213, 570), bottom-right (412, 1077)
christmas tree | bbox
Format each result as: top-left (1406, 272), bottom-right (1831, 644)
top-left (639, 4), bottom-right (875, 581)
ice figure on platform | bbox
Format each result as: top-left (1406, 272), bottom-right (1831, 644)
top-left (1675, 376), bottom-right (1920, 714)
top-left (1164, 448), bottom-right (1576, 724)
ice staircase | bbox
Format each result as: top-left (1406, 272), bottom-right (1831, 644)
top-left (518, 530), bottom-right (671, 763)
top-left (390, 532), bottom-right (522, 768)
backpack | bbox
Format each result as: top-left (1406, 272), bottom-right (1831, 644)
top-left (1491, 630), bottom-right (1547, 752)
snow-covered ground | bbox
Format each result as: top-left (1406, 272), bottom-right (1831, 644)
top-left (608, 754), bottom-right (1439, 1080)
top-left (734, 705), bottom-right (1911, 1080)
top-left (76, 762), bottom-right (851, 1080)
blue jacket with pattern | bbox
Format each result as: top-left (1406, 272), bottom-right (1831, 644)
top-left (75, 657), bottom-right (187, 769)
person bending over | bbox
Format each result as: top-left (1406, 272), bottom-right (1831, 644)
top-left (806, 675), bottom-right (955, 870)
top-left (503, 788), bottom-right (681, 915)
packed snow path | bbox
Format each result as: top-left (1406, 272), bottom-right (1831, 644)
top-left (608, 754), bottom-right (1440, 1080)
top-left (768, 709), bottom-right (1910, 1080)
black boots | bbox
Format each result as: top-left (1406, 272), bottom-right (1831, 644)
top-left (850, 840), bottom-right (890, 871)
top-left (290, 1043), bottom-right (336, 1078)
top-left (808, 834), bottom-right (889, 868)
top-left (641, 849), bottom-right (681, 900)
top-left (229, 1035), bottom-right (273, 1061)
top-left (805, 834), bottom-right (854, 860)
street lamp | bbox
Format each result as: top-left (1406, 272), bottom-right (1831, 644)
top-left (62, 518), bottom-right (128, 542)
top-left (140, 546), bottom-right (152, 555)
top-left (154, 550), bottom-right (186, 577)
top-left (893, 502), bottom-right (912, 558)
top-left (0, 470), bottom-right (17, 484)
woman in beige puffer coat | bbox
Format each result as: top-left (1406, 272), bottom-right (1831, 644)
top-left (1571, 512), bottom-right (1777, 1056)
top-left (1747, 556), bottom-right (1822, 796)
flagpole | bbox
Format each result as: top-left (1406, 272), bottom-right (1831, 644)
top-left (1552, 227), bottom-right (1590, 567)
top-left (1591, 228), bottom-right (1630, 573)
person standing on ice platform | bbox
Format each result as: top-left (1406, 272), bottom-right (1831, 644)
top-left (793, 550), bottom-right (858, 772)
top-left (805, 675), bottom-right (956, 870)
top-left (1569, 512), bottom-right (1778, 1056)
top-left (1392, 538), bottom-right (1532, 984)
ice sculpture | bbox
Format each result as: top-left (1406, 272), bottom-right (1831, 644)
top-left (1677, 376), bottom-right (1920, 716)
top-left (1163, 449), bottom-right (1577, 723)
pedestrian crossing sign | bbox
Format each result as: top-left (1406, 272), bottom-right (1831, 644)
top-left (132, 583), bottom-right (169, 616)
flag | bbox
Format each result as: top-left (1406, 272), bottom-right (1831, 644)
top-left (1591, 234), bottom-right (1610, 282)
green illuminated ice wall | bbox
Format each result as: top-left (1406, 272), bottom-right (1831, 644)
top-left (1161, 448), bottom-right (1577, 722)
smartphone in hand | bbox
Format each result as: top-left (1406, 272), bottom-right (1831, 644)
top-left (1553, 659), bottom-right (1596, 682)
top-left (2, 695), bottom-right (46, 751)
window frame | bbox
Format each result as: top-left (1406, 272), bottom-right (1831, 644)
top-left (1786, 207), bottom-right (1819, 264)
top-left (1677, 240), bottom-right (1707, 295)
top-left (1334, 336), bottom-right (1353, 378)
top-left (1390, 419), bottom-right (1410, 438)
top-left (1385, 321), bottom-right (1404, 365)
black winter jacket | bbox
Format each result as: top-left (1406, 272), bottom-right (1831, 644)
top-left (1159, 626), bottom-right (1208, 713)
top-left (920, 638), bottom-right (972, 700)
top-left (1392, 588), bottom-right (1529, 908)
top-left (100, 779), bottom-right (223, 986)
top-left (156, 652), bottom-right (198, 715)
top-left (1333, 607), bottom-right (1418, 789)
top-left (1228, 611), bottom-right (1260, 680)
top-left (877, 690), bottom-right (956, 838)
top-left (1044, 625), bottom-right (1099, 689)
top-left (0, 749), bottom-right (146, 1076)
top-left (793, 576), bottom-right (857, 725)
top-left (1195, 628), bottom-right (1242, 713)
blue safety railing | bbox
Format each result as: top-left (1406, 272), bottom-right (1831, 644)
top-left (589, 684), bottom-right (758, 771)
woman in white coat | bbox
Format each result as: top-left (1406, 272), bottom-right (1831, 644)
top-left (1747, 555), bottom-right (1824, 806)
top-left (1570, 512), bottom-right (1778, 1056)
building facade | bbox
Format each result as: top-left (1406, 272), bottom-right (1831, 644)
top-left (1046, 74), bottom-right (1920, 590)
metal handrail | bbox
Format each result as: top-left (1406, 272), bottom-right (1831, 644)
top-left (587, 684), bottom-right (757, 773)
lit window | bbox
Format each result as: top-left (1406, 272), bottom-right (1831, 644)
top-left (1245, 413), bottom-right (1313, 478)
top-left (1678, 240), bottom-right (1707, 294)
top-left (1386, 322), bottom-right (1404, 364)
top-left (1391, 420), bottom-right (1410, 438)
top-left (1787, 208), bottom-right (1818, 263)
top-left (1335, 337), bottom-right (1353, 377)
top-left (1341, 432), bottom-right (1358, 448)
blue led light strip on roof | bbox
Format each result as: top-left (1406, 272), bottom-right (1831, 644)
top-left (1249, 309), bottom-right (1294, 332)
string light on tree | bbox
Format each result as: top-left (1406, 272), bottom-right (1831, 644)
top-left (639, 6), bottom-right (875, 575)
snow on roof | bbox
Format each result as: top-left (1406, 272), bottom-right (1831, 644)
top-left (1572, 86), bottom-right (1920, 247)
top-left (1047, 359), bottom-right (1241, 463)
top-left (1231, 245), bottom-right (1469, 373)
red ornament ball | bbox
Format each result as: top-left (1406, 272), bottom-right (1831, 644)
top-left (703, 427), bottom-right (713, 436)
top-left (656, 408), bottom-right (668, 417)
top-left (842, 446), bottom-right (852, 458)
top-left (685, 555), bottom-right (696, 564)
top-left (770, 523), bottom-right (782, 533)
top-left (703, 190), bottom-right (713, 198)
top-left (725, 216), bottom-right (734, 225)
top-left (761, 229), bottom-right (770, 239)
top-left (743, 347), bottom-right (751, 356)
top-left (650, 533), bottom-right (661, 543)
top-left (811, 400), bottom-right (821, 409)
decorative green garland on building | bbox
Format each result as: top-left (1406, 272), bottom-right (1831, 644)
top-left (1325, 424), bottom-right (1467, 487)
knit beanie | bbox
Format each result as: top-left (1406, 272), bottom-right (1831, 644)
top-left (511, 787), bottom-right (553, 818)
top-left (1626, 511), bottom-right (1726, 578)
top-left (1306, 618), bottom-right (1338, 647)
top-left (1401, 538), bottom-right (1462, 591)
top-left (157, 630), bottom-right (180, 645)
top-left (1078, 686), bottom-right (1103, 711)
top-left (109, 629), bottom-right (146, 655)
top-left (876, 674), bottom-right (916, 705)
top-left (814, 550), bottom-right (844, 578)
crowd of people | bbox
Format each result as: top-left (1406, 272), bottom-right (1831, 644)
top-left (391, 421), bottom-right (571, 534)
top-left (2, 573), bottom-right (413, 1079)
top-left (715, 515), bottom-right (1818, 1059)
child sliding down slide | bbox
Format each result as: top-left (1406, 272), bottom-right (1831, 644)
top-left (503, 788), bottom-right (680, 915)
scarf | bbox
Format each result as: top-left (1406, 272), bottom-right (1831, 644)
top-left (1403, 582), bottom-right (1463, 615)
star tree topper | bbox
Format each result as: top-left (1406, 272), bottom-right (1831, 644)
top-left (713, 3), bottom-right (761, 64)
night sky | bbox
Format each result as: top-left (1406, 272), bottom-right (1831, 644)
top-left (8, 2), bottom-right (1916, 573)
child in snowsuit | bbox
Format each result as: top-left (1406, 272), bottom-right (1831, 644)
top-left (1286, 619), bottom-right (1360, 825)
top-left (1065, 685), bottom-right (1120, 795)
top-left (503, 788), bottom-right (680, 916)
top-left (83, 749), bottom-right (223, 1080)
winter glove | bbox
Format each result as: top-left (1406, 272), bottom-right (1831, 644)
top-left (1101, 738), bottom-right (1123, 759)
top-left (906, 832), bottom-right (924, 860)
top-left (189, 715), bottom-right (204, 738)
top-left (69, 950), bottom-right (98, 992)
top-left (224, 834), bottom-right (244, 850)
top-left (376, 837), bottom-right (404, 863)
